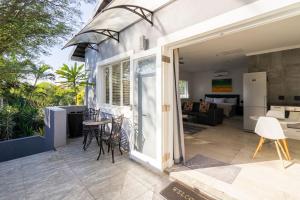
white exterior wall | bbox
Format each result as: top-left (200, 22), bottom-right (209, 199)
top-left (82, 0), bottom-right (300, 170)
top-left (85, 0), bottom-right (258, 107)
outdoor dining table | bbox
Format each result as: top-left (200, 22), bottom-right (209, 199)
top-left (82, 118), bottom-right (112, 151)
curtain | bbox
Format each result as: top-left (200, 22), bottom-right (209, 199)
top-left (173, 48), bottom-right (185, 164)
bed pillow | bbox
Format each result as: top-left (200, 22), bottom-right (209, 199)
top-left (225, 97), bottom-right (237, 104)
top-left (214, 98), bottom-right (225, 104)
top-left (205, 97), bottom-right (214, 103)
top-left (183, 101), bottom-right (193, 111)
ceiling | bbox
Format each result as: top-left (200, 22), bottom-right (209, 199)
top-left (179, 14), bottom-right (300, 72)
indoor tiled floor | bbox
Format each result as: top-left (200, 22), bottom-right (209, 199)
top-left (0, 138), bottom-right (170, 200)
top-left (170, 117), bottom-right (300, 200)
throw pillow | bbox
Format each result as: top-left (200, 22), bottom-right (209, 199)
top-left (200, 101), bottom-right (210, 112)
top-left (183, 101), bottom-right (193, 111)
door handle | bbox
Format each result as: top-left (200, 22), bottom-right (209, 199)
top-left (142, 114), bottom-right (148, 117)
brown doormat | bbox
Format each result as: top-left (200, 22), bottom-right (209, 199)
top-left (160, 182), bottom-right (214, 200)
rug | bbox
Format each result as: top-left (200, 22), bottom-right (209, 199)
top-left (183, 124), bottom-right (206, 135)
top-left (160, 182), bottom-right (214, 200)
top-left (185, 154), bottom-right (241, 184)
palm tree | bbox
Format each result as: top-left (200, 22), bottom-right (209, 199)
top-left (29, 64), bottom-right (55, 99)
top-left (56, 63), bottom-right (89, 105)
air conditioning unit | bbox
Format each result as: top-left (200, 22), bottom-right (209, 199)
top-left (214, 71), bottom-right (229, 77)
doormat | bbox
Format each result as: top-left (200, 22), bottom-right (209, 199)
top-left (183, 124), bottom-right (206, 134)
top-left (185, 154), bottom-right (241, 184)
top-left (160, 182), bottom-right (214, 200)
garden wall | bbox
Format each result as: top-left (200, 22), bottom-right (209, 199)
top-left (0, 106), bottom-right (74, 162)
top-left (0, 135), bottom-right (53, 162)
top-left (0, 105), bottom-right (88, 162)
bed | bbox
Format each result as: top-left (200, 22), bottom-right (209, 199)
top-left (205, 94), bottom-right (240, 117)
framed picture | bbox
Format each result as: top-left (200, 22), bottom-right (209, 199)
top-left (212, 79), bottom-right (232, 92)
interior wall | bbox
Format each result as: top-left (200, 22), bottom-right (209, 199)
top-left (181, 66), bottom-right (248, 101)
top-left (249, 48), bottom-right (300, 106)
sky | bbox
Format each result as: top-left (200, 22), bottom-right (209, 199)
top-left (39, 2), bottom-right (97, 71)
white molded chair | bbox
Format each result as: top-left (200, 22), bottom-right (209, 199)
top-left (253, 117), bottom-right (291, 168)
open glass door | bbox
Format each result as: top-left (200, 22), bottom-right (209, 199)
top-left (131, 52), bottom-right (161, 169)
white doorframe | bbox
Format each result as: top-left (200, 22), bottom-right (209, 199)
top-left (158, 0), bottom-right (300, 169)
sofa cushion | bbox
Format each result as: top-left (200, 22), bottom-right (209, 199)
top-left (192, 102), bottom-right (200, 112)
top-left (208, 103), bottom-right (217, 110)
top-left (200, 101), bottom-right (210, 112)
top-left (183, 101), bottom-right (193, 111)
top-left (192, 112), bottom-right (208, 117)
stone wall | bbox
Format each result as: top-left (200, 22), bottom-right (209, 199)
top-left (248, 48), bottom-right (300, 106)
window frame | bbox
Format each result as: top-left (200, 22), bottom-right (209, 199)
top-left (179, 80), bottom-right (189, 99)
top-left (103, 59), bottom-right (130, 106)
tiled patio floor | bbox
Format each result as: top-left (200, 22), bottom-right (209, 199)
top-left (0, 138), bottom-right (170, 200)
top-left (170, 118), bottom-right (300, 200)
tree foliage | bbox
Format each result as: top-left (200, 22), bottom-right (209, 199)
top-left (56, 63), bottom-right (90, 104)
top-left (0, 0), bottom-right (95, 57)
top-left (0, 1), bottom-right (95, 140)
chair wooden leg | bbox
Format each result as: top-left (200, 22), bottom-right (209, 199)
top-left (259, 138), bottom-right (265, 151)
top-left (282, 139), bottom-right (291, 160)
top-left (275, 141), bottom-right (285, 169)
top-left (277, 140), bottom-right (289, 161)
top-left (253, 137), bottom-right (264, 159)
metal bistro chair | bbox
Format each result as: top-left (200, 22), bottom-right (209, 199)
top-left (82, 108), bottom-right (100, 150)
top-left (97, 115), bottom-right (124, 163)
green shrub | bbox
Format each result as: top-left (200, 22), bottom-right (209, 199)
top-left (0, 105), bottom-right (18, 140)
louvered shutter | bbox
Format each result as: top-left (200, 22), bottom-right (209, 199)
top-left (122, 61), bottom-right (130, 106)
top-left (112, 63), bottom-right (121, 105)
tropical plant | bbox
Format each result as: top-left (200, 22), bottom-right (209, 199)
top-left (0, 0), bottom-right (96, 140)
top-left (28, 64), bottom-right (55, 99)
top-left (56, 63), bottom-right (90, 105)
top-left (11, 98), bottom-right (44, 137)
top-left (0, 105), bottom-right (17, 140)
top-left (30, 64), bottom-right (55, 88)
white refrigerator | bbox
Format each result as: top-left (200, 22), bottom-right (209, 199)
top-left (243, 72), bottom-right (267, 131)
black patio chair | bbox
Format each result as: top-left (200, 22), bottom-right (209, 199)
top-left (97, 115), bottom-right (124, 163)
top-left (82, 108), bottom-right (100, 150)
top-left (83, 108), bottom-right (100, 121)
